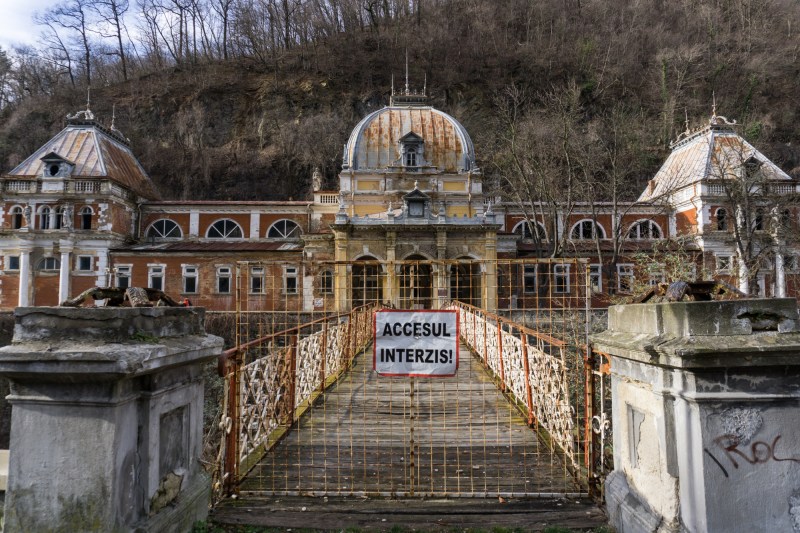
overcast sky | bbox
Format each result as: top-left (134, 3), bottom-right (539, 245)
top-left (0, 0), bottom-right (55, 50)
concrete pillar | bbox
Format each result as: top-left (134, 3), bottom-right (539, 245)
top-left (0, 307), bottom-right (223, 533)
top-left (775, 247), bottom-right (787, 298)
top-left (592, 299), bottom-right (800, 533)
top-left (483, 230), bottom-right (497, 312)
top-left (333, 230), bottom-right (349, 312)
top-left (17, 242), bottom-right (32, 307)
top-left (58, 239), bottom-right (73, 304)
top-left (385, 231), bottom-right (397, 307)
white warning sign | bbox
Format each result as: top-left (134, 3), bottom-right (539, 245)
top-left (373, 310), bottom-right (459, 377)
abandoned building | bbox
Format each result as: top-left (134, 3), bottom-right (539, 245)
top-left (0, 88), bottom-right (797, 311)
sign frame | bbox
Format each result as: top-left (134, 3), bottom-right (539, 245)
top-left (373, 308), bottom-right (459, 378)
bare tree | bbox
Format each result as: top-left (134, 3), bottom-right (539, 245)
top-left (36, 0), bottom-right (95, 86)
top-left (89, 0), bottom-right (131, 80)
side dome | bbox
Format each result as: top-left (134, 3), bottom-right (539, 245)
top-left (343, 106), bottom-right (476, 173)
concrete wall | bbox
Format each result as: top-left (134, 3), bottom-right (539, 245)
top-left (593, 298), bottom-right (800, 533)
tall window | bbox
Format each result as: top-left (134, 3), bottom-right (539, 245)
top-left (39, 207), bottom-right (51, 230)
top-left (553, 264), bottom-right (570, 294)
top-left (523, 264), bottom-right (537, 293)
top-left (116, 266), bottom-right (131, 289)
top-left (54, 207), bottom-right (65, 229)
top-left (217, 266), bottom-right (232, 294)
top-left (570, 219), bottom-right (604, 240)
top-left (320, 270), bottom-right (333, 294)
top-left (183, 265), bottom-right (198, 293)
top-left (284, 266), bottom-right (298, 294)
top-left (7, 256), bottom-right (20, 270)
top-left (10, 206), bottom-right (23, 229)
top-left (267, 219), bottom-right (301, 239)
top-left (405, 148), bottom-right (417, 167)
top-left (80, 207), bottom-right (93, 230)
top-left (628, 220), bottom-right (662, 240)
top-left (147, 219), bottom-right (183, 239)
top-left (207, 219), bottom-right (243, 239)
top-left (753, 208), bottom-right (765, 231)
top-left (589, 264), bottom-right (602, 293)
top-left (250, 266), bottom-right (264, 293)
top-left (716, 208), bottom-right (728, 231)
top-left (148, 265), bottom-right (165, 291)
top-left (617, 264), bottom-right (635, 293)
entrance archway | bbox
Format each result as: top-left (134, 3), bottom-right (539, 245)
top-left (399, 255), bottom-right (433, 309)
top-left (352, 256), bottom-right (383, 307)
top-left (450, 258), bottom-right (481, 307)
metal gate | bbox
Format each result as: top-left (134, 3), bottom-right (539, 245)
top-left (213, 259), bottom-right (611, 499)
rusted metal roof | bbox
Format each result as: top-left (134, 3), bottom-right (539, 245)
top-left (639, 120), bottom-right (791, 202)
top-left (343, 106), bottom-right (476, 172)
top-left (6, 123), bottom-right (160, 200)
top-left (121, 241), bottom-right (302, 253)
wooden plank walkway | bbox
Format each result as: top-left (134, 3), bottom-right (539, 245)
top-left (238, 341), bottom-right (582, 498)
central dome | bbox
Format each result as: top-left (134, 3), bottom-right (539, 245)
top-left (343, 105), bottom-right (476, 173)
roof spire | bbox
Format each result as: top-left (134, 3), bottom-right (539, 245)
top-left (391, 73), bottom-right (395, 96)
top-left (711, 91), bottom-right (717, 121)
top-left (423, 73), bottom-right (427, 96)
top-left (684, 108), bottom-right (690, 134)
top-left (404, 49), bottom-right (409, 95)
top-left (111, 103), bottom-right (117, 130)
top-left (86, 85), bottom-right (91, 114)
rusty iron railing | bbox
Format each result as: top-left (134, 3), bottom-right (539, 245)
top-left (450, 301), bottom-right (610, 488)
top-left (214, 303), bottom-right (376, 497)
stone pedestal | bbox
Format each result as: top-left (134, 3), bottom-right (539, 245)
top-left (0, 307), bottom-right (224, 533)
top-left (592, 298), bottom-right (800, 533)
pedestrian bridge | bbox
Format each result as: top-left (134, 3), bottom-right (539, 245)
top-left (213, 283), bottom-right (610, 500)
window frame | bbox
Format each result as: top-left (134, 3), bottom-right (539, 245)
top-left (283, 266), bottom-right (299, 295)
top-left (267, 219), bottom-right (302, 239)
top-left (39, 206), bottom-right (51, 230)
top-left (147, 219), bottom-right (183, 240)
top-left (9, 206), bottom-right (23, 229)
top-left (715, 208), bottom-right (728, 231)
top-left (36, 256), bottom-right (60, 271)
top-left (216, 266), bottom-right (232, 294)
top-left (627, 219), bottom-right (662, 240)
top-left (589, 263), bottom-right (602, 293)
top-left (182, 265), bottom-right (199, 294)
top-left (523, 264), bottom-right (538, 294)
top-left (250, 266), bottom-right (264, 294)
top-left (569, 219), bottom-right (606, 240)
top-left (617, 263), bottom-right (635, 293)
top-left (76, 255), bottom-right (93, 272)
top-left (6, 256), bottom-right (20, 271)
top-left (80, 206), bottom-right (93, 230)
top-left (147, 264), bottom-right (165, 291)
top-left (320, 270), bottom-right (334, 294)
top-left (206, 219), bottom-right (244, 239)
top-left (115, 265), bottom-right (132, 289)
top-left (553, 264), bottom-right (571, 294)
top-left (715, 254), bottom-right (733, 273)
top-left (512, 220), bottom-right (547, 241)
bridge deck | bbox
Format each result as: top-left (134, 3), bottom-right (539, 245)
top-left (239, 341), bottom-right (582, 497)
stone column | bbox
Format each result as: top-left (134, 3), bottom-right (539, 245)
top-left (0, 307), bottom-right (223, 533)
top-left (385, 231), bottom-right (397, 307)
top-left (483, 230), bottom-right (497, 312)
top-left (17, 241), bottom-right (32, 307)
top-left (58, 239), bottom-right (73, 304)
top-left (592, 299), bottom-right (800, 533)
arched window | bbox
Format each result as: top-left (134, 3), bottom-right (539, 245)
top-left (146, 219), bottom-right (183, 239)
top-left (512, 220), bottom-right (547, 240)
top-left (53, 206), bottom-right (65, 230)
top-left (716, 208), bottom-right (728, 231)
top-left (570, 219), bottom-right (605, 240)
top-left (39, 206), bottom-right (51, 230)
top-left (753, 208), bottom-right (765, 231)
top-left (80, 207), bottom-right (93, 230)
top-left (36, 257), bottom-right (60, 271)
top-left (9, 206), bottom-right (23, 229)
top-left (206, 219), bottom-right (243, 239)
top-left (267, 219), bottom-right (301, 239)
top-left (627, 220), bottom-right (662, 240)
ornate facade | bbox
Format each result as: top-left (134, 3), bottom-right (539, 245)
top-left (0, 92), bottom-right (797, 311)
